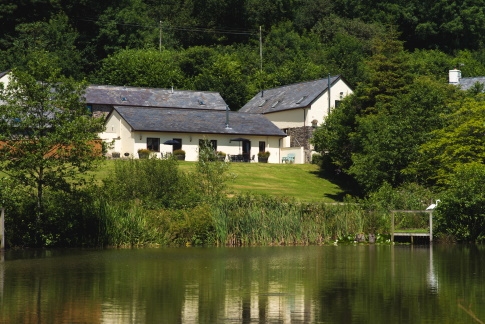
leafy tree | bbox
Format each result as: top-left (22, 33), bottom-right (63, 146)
top-left (407, 49), bottom-right (452, 78)
top-left (195, 140), bottom-right (231, 202)
top-left (312, 33), bottom-right (411, 189)
top-left (93, 48), bottom-right (185, 88)
top-left (436, 163), bottom-right (485, 242)
top-left (0, 52), bottom-right (105, 239)
top-left (95, 0), bottom-right (159, 56)
top-left (311, 94), bottom-right (359, 172)
top-left (194, 52), bottom-right (249, 109)
top-left (408, 96), bottom-right (485, 186)
top-left (349, 77), bottom-right (459, 192)
top-left (101, 157), bottom-right (196, 210)
top-left (0, 13), bottom-right (83, 78)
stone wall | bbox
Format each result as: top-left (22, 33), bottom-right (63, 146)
top-left (92, 104), bottom-right (111, 118)
top-left (287, 126), bottom-right (314, 150)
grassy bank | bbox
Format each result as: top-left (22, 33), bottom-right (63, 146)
top-left (3, 157), bottom-right (397, 248)
top-left (98, 160), bottom-right (346, 202)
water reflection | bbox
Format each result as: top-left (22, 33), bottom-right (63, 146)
top-left (0, 245), bottom-right (484, 323)
top-left (0, 252), bottom-right (3, 299)
top-left (427, 247), bottom-right (439, 294)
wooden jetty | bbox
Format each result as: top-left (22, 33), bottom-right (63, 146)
top-left (391, 210), bottom-right (433, 244)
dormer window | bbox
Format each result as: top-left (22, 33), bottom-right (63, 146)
top-left (271, 100), bottom-right (280, 108)
top-left (198, 99), bottom-right (205, 105)
top-left (121, 97), bottom-right (127, 102)
top-left (258, 99), bottom-right (267, 107)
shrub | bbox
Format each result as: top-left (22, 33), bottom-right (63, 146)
top-left (258, 151), bottom-right (270, 158)
top-left (436, 163), bottom-right (485, 242)
top-left (173, 149), bottom-right (186, 156)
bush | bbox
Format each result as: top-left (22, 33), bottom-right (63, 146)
top-left (258, 151), bottom-right (270, 158)
top-left (173, 149), bottom-right (185, 156)
top-left (101, 158), bottom-right (198, 209)
top-left (436, 163), bottom-right (485, 242)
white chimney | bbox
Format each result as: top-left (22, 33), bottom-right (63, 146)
top-left (449, 69), bottom-right (461, 84)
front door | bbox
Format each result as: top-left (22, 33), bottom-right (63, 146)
top-left (242, 140), bottom-right (251, 162)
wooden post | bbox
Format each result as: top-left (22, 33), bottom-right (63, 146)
top-left (391, 211), bottom-right (395, 243)
top-left (429, 211), bottom-right (433, 243)
top-left (0, 207), bottom-right (4, 249)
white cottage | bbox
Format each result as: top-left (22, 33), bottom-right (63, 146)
top-left (240, 76), bottom-right (353, 163)
top-left (100, 106), bottom-right (287, 163)
top-left (90, 85), bottom-right (287, 162)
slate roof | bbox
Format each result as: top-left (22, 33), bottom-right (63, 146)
top-left (459, 77), bottom-right (485, 90)
top-left (112, 106), bottom-right (287, 137)
top-left (0, 71), bottom-right (9, 79)
top-left (85, 85), bottom-right (227, 110)
top-left (239, 76), bottom-right (343, 114)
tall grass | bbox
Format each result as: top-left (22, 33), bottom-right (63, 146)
top-left (211, 194), bottom-right (373, 246)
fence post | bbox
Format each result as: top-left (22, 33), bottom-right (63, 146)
top-left (391, 211), bottom-right (395, 243)
top-left (0, 207), bottom-right (4, 249)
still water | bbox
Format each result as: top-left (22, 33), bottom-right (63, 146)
top-left (0, 245), bottom-right (484, 323)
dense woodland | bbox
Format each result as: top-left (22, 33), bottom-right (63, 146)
top-left (1, 0), bottom-right (485, 246)
top-left (2, 0), bottom-right (485, 109)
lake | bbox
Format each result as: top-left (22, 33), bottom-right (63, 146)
top-left (1, 245), bottom-right (484, 323)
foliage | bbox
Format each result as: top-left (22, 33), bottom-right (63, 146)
top-left (0, 53), bottom-right (105, 242)
top-left (162, 204), bottom-right (216, 246)
top-left (350, 77), bottom-right (459, 191)
top-left (194, 141), bottom-right (231, 202)
top-left (257, 151), bottom-right (270, 158)
top-left (408, 97), bottom-right (485, 186)
top-left (212, 193), bottom-right (371, 246)
top-left (0, 13), bottom-right (83, 78)
top-left (360, 182), bottom-right (435, 233)
top-left (93, 49), bottom-right (185, 89)
top-left (101, 158), bottom-right (197, 210)
top-left (173, 149), bottom-right (185, 156)
top-left (435, 163), bottom-right (485, 242)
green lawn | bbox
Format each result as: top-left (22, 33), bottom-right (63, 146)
top-left (5, 160), bottom-right (348, 203)
top-left (179, 161), bottom-right (344, 202)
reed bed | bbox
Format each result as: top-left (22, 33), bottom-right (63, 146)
top-left (211, 194), bottom-right (372, 246)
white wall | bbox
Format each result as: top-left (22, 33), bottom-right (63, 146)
top-left (266, 109), bottom-right (306, 129)
top-left (0, 72), bottom-right (10, 89)
top-left (100, 114), bottom-right (285, 162)
top-left (262, 79), bottom-right (353, 130)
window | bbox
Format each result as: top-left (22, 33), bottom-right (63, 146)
top-left (335, 100), bottom-right (342, 108)
top-left (259, 141), bottom-right (266, 153)
top-left (271, 101), bottom-right (280, 108)
top-left (147, 138), bottom-right (160, 152)
top-left (86, 105), bottom-right (93, 115)
top-left (173, 138), bottom-right (182, 151)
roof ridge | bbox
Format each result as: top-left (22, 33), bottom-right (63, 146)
top-left (87, 84), bottom-right (221, 94)
top-left (258, 75), bottom-right (340, 92)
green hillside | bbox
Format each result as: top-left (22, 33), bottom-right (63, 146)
top-left (196, 162), bottom-right (345, 202)
top-left (99, 160), bottom-right (347, 202)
